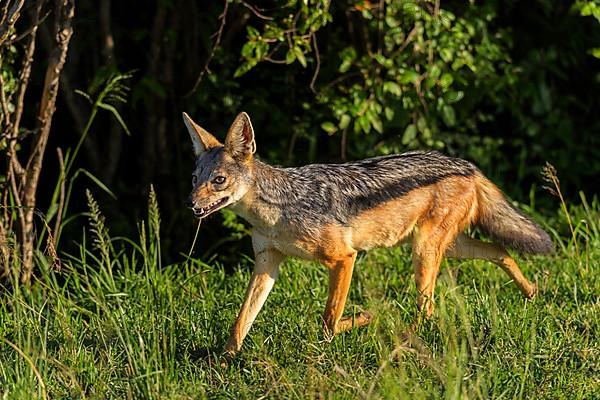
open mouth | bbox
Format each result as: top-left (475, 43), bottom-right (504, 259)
top-left (193, 197), bottom-right (229, 219)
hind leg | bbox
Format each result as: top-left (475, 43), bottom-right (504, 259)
top-left (412, 224), bottom-right (460, 318)
top-left (446, 234), bottom-right (536, 298)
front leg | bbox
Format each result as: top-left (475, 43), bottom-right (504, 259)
top-left (224, 247), bottom-right (284, 355)
top-left (323, 252), bottom-right (372, 335)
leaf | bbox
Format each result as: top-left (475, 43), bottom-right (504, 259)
top-left (440, 48), bottom-right (453, 62)
top-left (339, 58), bottom-right (353, 73)
top-left (439, 73), bottom-right (454, 89)
top-left (286, 49), bottom-right (296, 64)
top-left (385, 15), bottom-right (400, 28)
top-left (247, 26), bottom-right (260, 39)
top-left (402, 124), bottom-right (417, 144)
top-left (233, 62), bottom-right (254, 78)
top-left (46, 203), bottom-right (59, 223)
top-left (293, 46), bottom-right (307, 68)
top-left (338, 47), bottom-right (356, 73)
top-left (73, 168), bottom-right (116, 199)
top-left (358, 115), bottom-right (371, 134)
top-left (339, 114), bottom-right (351, 129)
top-left (399, 70), bottom-right (419, 85)
top-left (97, 103), bottom-right (131, 136)
top-left (429, 64), bottom-right (441, 81)
top-left (445, 90), bottom-right (464, 103)
top-left (416, 116), bottom-right (428, 134)
top-left (321, 121), bottom-right (337, 134)
top-left (241, 42), bottom-right (255, 58)
top-left (370, 115), bottom-right (383, 133)
top-left (384, 107), bottom-right (394, 121)
top-left (589, 48), bottom-right (600, 59)
top-left (255, 41), bottom-right (269, 60)
top-left (442, 105), bottom-right (456, 127)
top-left (383, 81), bottom-right (402, 96)
top-left (74, 89), bottom-right (93, 104)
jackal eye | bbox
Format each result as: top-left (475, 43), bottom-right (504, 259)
top-left (212, 176), bottom-right (226, 185)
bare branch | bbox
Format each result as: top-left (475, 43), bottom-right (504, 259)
top-left (7, 0), bottom-right (45, 179)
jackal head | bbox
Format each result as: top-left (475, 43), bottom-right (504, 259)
top-left (183, 112), bottom-right (256, 219)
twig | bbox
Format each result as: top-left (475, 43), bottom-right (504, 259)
top-left (5, 9), bottom-right (50, 45)
top-left (240, 0), bottom-right (273, 20)
top-left (309, 33), bottom-right (320, 93)
top-left (394, 25), bottom-right (418, 56)
top-left (263, 56), bottom-right (287, 64)
top-left (185, 0), bottom-right (228, 97)
top-left (0, 0), bottom-right (25, 47)
top-left (321, 71), bottom-right (361, 91)
top-left (0, 68), bottom-right (11, 132)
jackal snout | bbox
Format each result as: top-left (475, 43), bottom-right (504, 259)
top-left (185, 196), bottom-right (195, 209)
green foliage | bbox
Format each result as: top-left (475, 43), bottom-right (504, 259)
top-left (234, 0), bottom-right (333, 77)
top-left (328, 2), bottom-right (511, 144)
top-left (226, 0), bottom-right (599, 196)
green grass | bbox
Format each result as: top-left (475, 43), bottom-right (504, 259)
top-left (1, 195), bottom-right (599, 399)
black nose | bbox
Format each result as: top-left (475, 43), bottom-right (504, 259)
top-left (185, 197), bottom-right (195, 208)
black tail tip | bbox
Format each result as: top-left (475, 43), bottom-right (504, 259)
top-left (521, 232), bottom-right (554, 255)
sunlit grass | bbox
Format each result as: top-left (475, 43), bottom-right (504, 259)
top-left (0, 195), bottom-right (598, 399)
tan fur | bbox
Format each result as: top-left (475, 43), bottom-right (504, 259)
top-left (348, 185), bottom-right (435, 250)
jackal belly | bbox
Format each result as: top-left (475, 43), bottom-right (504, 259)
top-left (348, 188), bottom-right (434, 251)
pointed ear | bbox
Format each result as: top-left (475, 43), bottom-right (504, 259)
top-left (225, 112), bottom-right (256, 160)
top-left (182, 112), bottom-right (222, 157)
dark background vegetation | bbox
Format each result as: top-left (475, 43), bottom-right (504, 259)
top-left (2, 0), bottom-right (600, 268)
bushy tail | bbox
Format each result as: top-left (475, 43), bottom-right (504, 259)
top-left (474, 174), bottom-right (553, 254)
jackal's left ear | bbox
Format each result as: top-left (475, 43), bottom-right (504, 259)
top-left (182, 112), bottom-right (222, 157)
top-left (225, 112), bottom-right (256, 160)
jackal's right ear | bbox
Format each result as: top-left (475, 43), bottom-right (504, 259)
top-left (182, 112), bottom-right (222, 157)
top-left (225, 112), bottom-right (256, 160)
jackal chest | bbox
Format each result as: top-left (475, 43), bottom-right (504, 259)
top-left (251, 227), bottom-right (319, 261)
top-left (229, 198), bottom-right (336, 261)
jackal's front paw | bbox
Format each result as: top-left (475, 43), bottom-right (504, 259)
top-left (223, 336), bottom-right (242, 358)
top-left (524, 283), bottom-right (537, 299)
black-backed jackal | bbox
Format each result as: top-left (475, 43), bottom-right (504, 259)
top-left (183, 112), bottom-right (553, 355)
